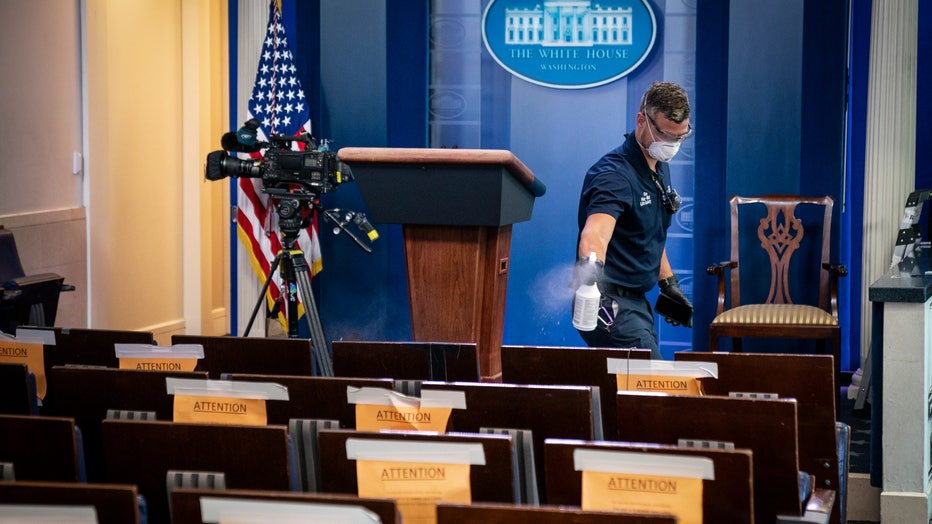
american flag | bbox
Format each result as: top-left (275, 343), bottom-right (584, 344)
top-left (237, 0), bottom-right (321, 329)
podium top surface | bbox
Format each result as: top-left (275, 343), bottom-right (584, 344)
top-left (338, 147), bottom-right (545, 197)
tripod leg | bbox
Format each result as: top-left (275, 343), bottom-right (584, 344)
top-left (289, 251), bottom-right (334, 377)
top-left (244, 252), bottom-right (284, 337)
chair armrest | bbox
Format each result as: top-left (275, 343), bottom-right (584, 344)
top-left (822, 263), bottom-right (848, 277)
top-left (706, 261), bottom-right (736, 316)
top-left (822, 263), bottom-right (848, 317)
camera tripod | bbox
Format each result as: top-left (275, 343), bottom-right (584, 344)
top-left (243, 196), bottom-right (334, 376)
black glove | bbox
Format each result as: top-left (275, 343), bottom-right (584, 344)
top-left (655, 275), bottom-right (693, 327)
top-left (572, 254), bottom-right (604, 290)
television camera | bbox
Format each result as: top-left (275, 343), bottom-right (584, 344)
top-left (203, 120), bottom-right (378, 375)
top-left (205, 118), bottom-right (351, 200)
top-left (204, 118), bottom-right (377, 251)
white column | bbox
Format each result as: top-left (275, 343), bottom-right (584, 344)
top-left (860, 0), bottom-right (918, 367)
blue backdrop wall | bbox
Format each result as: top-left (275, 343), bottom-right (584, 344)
top-left (229, 0), bottom-right (929, 374)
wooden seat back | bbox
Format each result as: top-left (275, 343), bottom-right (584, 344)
top-left (332, 340), bottom-right (480, 381)
top-left (616, 392), bottom-right (801, 523)
top-left (317, 428), bottom-right (516, 503)
top-left (42, 366), bottom-right (207, 482)
top-left (675, 350), bottom-right (841, 524)
top-left (0, 362), bottom-right (35, 415)
top-left (543, 438), bottom-right (754, 523)
top-left (500, 345), bottom-right (650, 438)
top-left (0, 414), bottom-right (82, 482)
top-left (25, 326), bottom-right (154, 371)
top-left (0, 480), bottom-right (140, 524)
top-left (169, 487), bottom-right (400, 524)
top-left (172, 334), bottom-right (315, 378)
top-left (101, 419), bottom-right (292, 524)
top-left (420, 380), bottom-right (598, 503)
top-left (225, 373), bottom-right (393, 427)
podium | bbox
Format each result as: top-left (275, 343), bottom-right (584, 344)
top-left (337, 147), bottom-right (545, 381)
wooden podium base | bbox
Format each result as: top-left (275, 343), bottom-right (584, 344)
top-left (403, 224), bottom-right (511, 382)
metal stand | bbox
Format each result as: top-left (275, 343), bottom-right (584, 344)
top-left (243, 197), bottom-right (334, 376)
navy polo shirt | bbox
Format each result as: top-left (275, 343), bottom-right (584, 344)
top-left (577, 132), bottom-right (674, 293)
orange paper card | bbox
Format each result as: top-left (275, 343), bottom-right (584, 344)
top-left (582, 470), bottom-right (703, 524)
top-left (119, 357), bottom-right (198, 372)
top-left (356, 459), bottom-right (471, 524)
top-left (617, 373), bottom-right (703, 395)
top-left (355, 404), bottom-right (453, 432)
top-left (173, 394), bottom-right (268, 426)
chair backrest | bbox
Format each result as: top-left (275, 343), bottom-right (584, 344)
top-left (0, 480), bottom-right (141, 524)
top-left (172, 334), bottom-right (315, 378)
top-left (20, 326), bottom-right (154, 369)
top-left (0, 414), bottom-right (83, 482)
top-left (43, 366), bottom-right (208, 482)
top-left (0, 363), bottom-right (36, 415)
top-left (420, 380), bottom-right (599, 504)
top-left (615, 392), bottom-right (802, 523)
top-left (316, 428), bottom-right (517, 503)
top-left (101, 419), bottom-right (292, 524)
top-left (225, 373), bottom-right (394, 426)
top-left (542, 438), bottom-right (754, 523)
top-left (674, 351), bottom-right (840, 503)
top-left (728, 194), bottom-right (834, 310)
top-left (500, 345), bottom-right (650, 439)
top-left (332, 340), bottom-right (480, 381)
top-left (168, 487), bottom-right (401, 524)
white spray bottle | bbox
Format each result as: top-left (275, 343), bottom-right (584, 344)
top-left (572, 252), bottom-right (601, 331)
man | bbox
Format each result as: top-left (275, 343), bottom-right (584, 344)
top-left (575, 81), bottom-right (693, 358)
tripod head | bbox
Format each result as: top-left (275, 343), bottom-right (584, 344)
top-left (266, 188), bottom-right (377, 254)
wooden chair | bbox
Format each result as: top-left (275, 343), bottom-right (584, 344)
top-left (169, 487), bottom-right (401, 524)
top-left (0, 362), bottom-right (37, 415)
top-left (27, 326), bottom-right (155, 371)
top-left (542, 438), bottom-right (754, 523)
top-left (42, 366), bottom-right (207, 482)
top-left (101, 419), bottom-right (292, 524)
top-left (0, 414), bottom-right (84, 482)
top-left (500, 345), bottom-right (651, 440)
top-left (0, 481), bottom-right (141, 524)
top-left (224, 373), bottom-right (393, 427)
top-left (332, 340), bottom-right (480, 381)
top-left (675, 351), bottom-right (845, 524)
top-left (172, 334), bottom-right (315, 378)
top-left (316, 428), bottom-right (517, 503)
top-left (705, 195), bottom-right (847, 392)
top-left (614, 392), bottom-right (838, 523)
top-left (420, 380), bottom-right (600, 504)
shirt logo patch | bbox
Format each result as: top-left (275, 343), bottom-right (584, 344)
top-left (640, 191), bottom-right (652, 207)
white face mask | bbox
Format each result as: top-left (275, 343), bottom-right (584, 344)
top-left (648, 140), bottom-right (681, 163)
top-left (645, 117), bottom-right (681, 163)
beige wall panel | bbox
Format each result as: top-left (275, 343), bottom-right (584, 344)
top-left (86, 0), bottom-right (184, 331)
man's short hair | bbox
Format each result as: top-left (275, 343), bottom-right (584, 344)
top-left (640, 82), bottom-right (690, 123)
